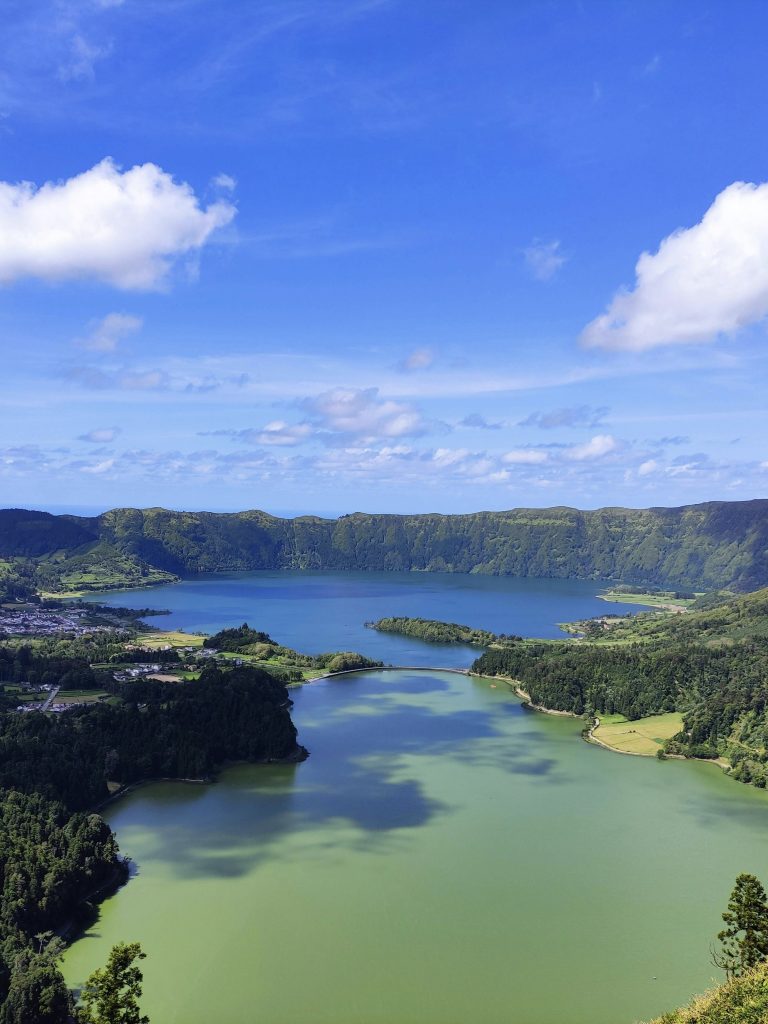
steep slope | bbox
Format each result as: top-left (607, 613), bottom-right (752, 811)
top-left (0, 499), bottom-right (766, 593)
top-left (646, 961), bottom-right (768, 1023)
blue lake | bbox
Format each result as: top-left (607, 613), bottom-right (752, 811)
top-left (84, 570), bottom-right (648, 666)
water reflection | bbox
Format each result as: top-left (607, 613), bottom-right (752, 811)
top-left (109, 672), bottom-right (563, 881)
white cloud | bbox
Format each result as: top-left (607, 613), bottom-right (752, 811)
top-left (77, 426), bottom-right (121, 443)
top-left (399, 347), bottom-right (434, 371)
top-left (583, 181), bottom-right (768, 350)
top-left (638, 459), bottom-right (658, 476)
top-left (213, 173), bottom-right (237, 191)
top-left (249, 421), bottom-right (314, 446)
top-left (523, 239), bottom-right (567, 281)
top-left (0, 158), bottom-right (235, 289)
top-left (78, 312), bottom-right (143, 351)
top-left (80, 457), bottom-right (115, 474)
top-left (564, 434), bottom-right (618, 461)
top-left (501, 448), bottom-right (548, 465)
top-left (304, 387), bottom-right (427, 442)
top-left (432, 448), bottom-right (470, 468)
top-left (59, 34), bottom-right (111, 81)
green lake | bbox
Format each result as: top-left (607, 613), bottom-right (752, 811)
top-left (63, 667), bottom-right (768, 1024)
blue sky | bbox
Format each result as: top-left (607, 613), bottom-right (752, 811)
top-left (1, 0), bottom-right (767, 515)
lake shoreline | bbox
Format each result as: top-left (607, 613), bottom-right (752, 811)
top-left (63, 661), bottom-right (763, 1024)
top-left (51, 568), bottom-right (644, 603)
top-left (94, 744), bottom-right (309, 812)
top-left (301, 667), bottom-right (736, 781)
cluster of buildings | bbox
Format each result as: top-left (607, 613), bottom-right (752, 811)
top-left (14, 683), bottom-right (96, 714)
top-left (112, 663), bottom-right (164, 681)
top-left (0, 606), bottom-right (110, 637)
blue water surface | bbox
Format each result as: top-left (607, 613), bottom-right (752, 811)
top-left (84, 571), bottom-right (647, 667)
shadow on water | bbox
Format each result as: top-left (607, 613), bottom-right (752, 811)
top-left (680, 786), bottom-right (768, 830)
top-left (110, 673), bottom-right (564, 881)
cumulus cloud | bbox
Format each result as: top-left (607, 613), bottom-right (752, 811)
top-left (637, 459), bottom-right (658, 476)
top-left (501, 448), bottom-right (548, 465)
top-left (303, 387), bottom-right (427, 442)
top-left (209, 422), bottom-right (314, 447)
top-left (519, 405), bottom-right (609, 430)
top-left (77, 426), bottom-right (121, 443)
top-left (523, 239), bottom-right (567, 281)
top-left (0, 158), bottom-right (235, 289)
top-left (582, 181), bottom-right (768, 350)
top-left (564, 434), bottom-right (618, 461)
top-left (78, 312), bottom-right (142, 352)
top-left (251, 421), bottom-right (314, 446)
top-left (201, 388), bottom-right (430, 449)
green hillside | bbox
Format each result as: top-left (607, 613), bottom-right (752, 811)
top-left (646, 960), bottom-right (768, 1023)
top-left (0, 499), bottom-right (766, 596)
top-left (473, 588), bottom-right (768, 788)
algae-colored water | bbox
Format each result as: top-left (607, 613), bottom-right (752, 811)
top-left (63, 669), bottom-right (768, 1024)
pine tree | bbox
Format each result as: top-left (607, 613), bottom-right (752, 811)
top-left (712, 873), bottom-right (768, 978)
top-left (77, 943), bottom-right (149, 1024)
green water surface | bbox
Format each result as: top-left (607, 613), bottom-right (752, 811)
top-left (63, 670), bottom-right (768, 1024)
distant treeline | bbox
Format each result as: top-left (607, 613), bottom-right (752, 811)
top-left (0, 646), bottom-right (106, 696)
top-left (1, 499), bottom-right (767, 596)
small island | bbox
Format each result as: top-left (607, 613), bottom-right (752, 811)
top-left (365, 616), bottom-right (520, 646)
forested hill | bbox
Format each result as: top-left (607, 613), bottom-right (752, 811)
top-left (1, 498), bottom-right (767, 595)
top-left (473, 588), bottom-right (768, 787)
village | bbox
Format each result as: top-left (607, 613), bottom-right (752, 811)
top-left (0, 604), bottom-right (238, 714)
top-left (0, 605), bottom-right (114, 637)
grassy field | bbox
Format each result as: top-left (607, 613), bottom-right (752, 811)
top-left (56, 689), bottom-right (110, 703)
top-left (136, 630), bottom-right (205, 649)
top-left (598, 589), bottom-right (698, 610)
top-left (592, 711), bottom-right (684, 755)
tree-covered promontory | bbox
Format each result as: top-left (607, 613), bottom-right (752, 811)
top-left (0, 654), bottom-right (306, 1020)
top-left (1, 499), bottom-right (767, 595)
top-left (366, 616), bottom-right (519, 646)
top-left (472, 588), bottom-right (768, 786)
